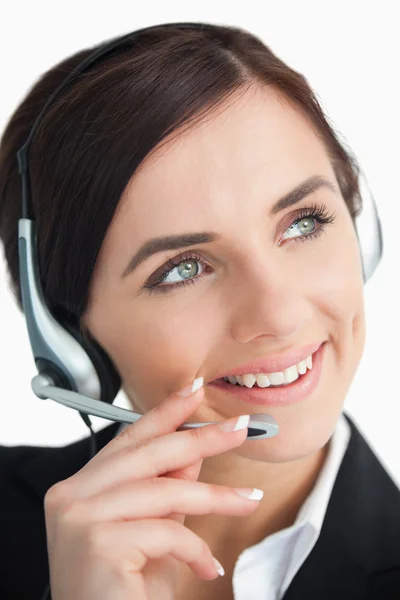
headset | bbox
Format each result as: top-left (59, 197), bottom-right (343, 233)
top-left (15, 21), bottom-right (383, 600)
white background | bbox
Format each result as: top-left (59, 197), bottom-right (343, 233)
top-left (0, 1), bottom-right (399, 486)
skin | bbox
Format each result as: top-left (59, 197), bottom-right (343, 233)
top-left (81, 83), bottom-right (365, 576)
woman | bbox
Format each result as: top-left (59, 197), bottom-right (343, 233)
top-left (0, 21), bottom-right (399, 600)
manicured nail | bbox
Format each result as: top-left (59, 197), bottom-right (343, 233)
top-left (177, 377), bottom-right (204, 397)
top-left (233, 487), bottom-right (264, 500)
top-left (218, 415), bottom-right (250, 432)
top-left (213, 556), bottom-right (225, 576)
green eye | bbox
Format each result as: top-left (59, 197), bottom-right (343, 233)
top-left (177, 261), bottom-right (199, 280)
top-left (283, 216), bottom-right (317, 240)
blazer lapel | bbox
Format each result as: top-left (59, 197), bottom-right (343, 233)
top-left (15, 422), bottom-right (120, 501)
top-left (283, 413), bottom-right (400, 599)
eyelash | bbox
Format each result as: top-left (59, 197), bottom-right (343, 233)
top-left (144, 202), bottom-right (336, 295)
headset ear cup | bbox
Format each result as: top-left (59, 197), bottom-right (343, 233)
top-left (61, 321), bottom-right (121, 405)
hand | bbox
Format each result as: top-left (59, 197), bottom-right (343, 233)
top-left (44, 379), bottom-right (261, 600)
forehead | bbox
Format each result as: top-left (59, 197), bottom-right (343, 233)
top-left (107, 85), bottom-right (333, 245)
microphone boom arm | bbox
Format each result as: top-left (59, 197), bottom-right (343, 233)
top-left (32, 374), bottom-right (279, 440)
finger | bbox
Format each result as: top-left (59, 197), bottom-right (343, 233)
top-left (84, 518), bottom-right (225, 582)
top-left (70, 416), bottom-right (248, 498)
top-left (165, 459), bottom-right (203, 482)
top-left (160, 461), bottom-right (206, 525)
top-left (67, 477), bottom-right (261, 523)
top-left (90, 380), bottom-right (205, 464)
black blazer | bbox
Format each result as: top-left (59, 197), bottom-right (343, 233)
top-left (1, 412), bottom-right (400, 600)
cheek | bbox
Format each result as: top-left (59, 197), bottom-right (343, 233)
top-left (311, 222), bottom-right (366, 390)
top-left (309, 220), bottom-right (364, 321)
top-left (108, 298), bottom-right (222, 408)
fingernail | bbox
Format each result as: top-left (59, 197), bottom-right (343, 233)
top-left (213, 556), bottom-right (225, 576)
top-left (218, 415), bottom-right (250, 432)
top-left (233, 488), bottom-right (264, 500)
top-left (177, 377), bottom-right (204, 397)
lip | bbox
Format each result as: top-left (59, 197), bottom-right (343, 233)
top-left (208, 342), bottom-right (326, 406)
top-left (210, 341), bottom-right (324, 382)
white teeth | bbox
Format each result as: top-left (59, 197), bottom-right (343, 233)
top-left (255, 374), bottom-right (271, 388)
top-left (284, 365), bottom-right (299, 383)
top-left (242, 374), bottom-right (257, 388)
top-left (268, 372), bottom-right (285, 385)
top-left (297, 360), bottom-right (307, 375)
top-left (222, 352), bottom-right (313, 388)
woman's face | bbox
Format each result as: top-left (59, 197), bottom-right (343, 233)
top-left (81, 85), bottom-right (365, 463)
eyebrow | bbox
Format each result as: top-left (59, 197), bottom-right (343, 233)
top-left (121, 174), bottom-right (337, 279)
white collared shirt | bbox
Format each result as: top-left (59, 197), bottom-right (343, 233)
top-left (116, 412), bottom-right (351, 599)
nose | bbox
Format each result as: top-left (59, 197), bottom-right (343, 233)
top-left (228, 255), bottom-right (314, 343)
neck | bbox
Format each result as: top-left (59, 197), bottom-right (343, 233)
top-left (184, 439), bottom-right (330, 558)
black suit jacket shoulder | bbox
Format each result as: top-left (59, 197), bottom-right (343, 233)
top-left (0, 414), bottom-right (399, 600)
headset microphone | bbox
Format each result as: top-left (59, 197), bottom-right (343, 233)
top-left (31, 373), bottom-right (279, 439)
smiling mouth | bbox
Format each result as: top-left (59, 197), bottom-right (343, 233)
top-left (206, 343), bottom-right (326, 407)
top-left (219, 373), bottom-right (308, 388)
top-left (212, 352), bottom-right (314, 389)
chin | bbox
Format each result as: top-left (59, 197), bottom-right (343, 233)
top-left (233, 387), bottom-right (346, 465)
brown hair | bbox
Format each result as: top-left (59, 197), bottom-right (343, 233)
top-left (0, 22), bottom-right (361, 333)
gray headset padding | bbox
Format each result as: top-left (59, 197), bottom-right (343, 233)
top-left (61, 321), bottom-right (121, 404)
